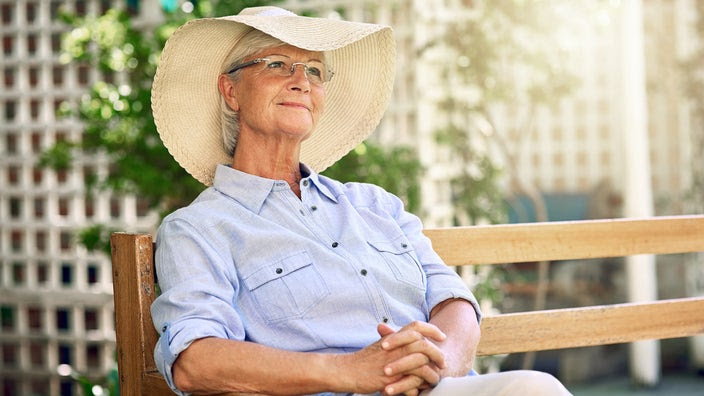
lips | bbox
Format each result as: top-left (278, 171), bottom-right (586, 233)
top-left (279, 101), bottom-right (310, 110)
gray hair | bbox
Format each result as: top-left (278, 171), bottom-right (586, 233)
top-left (220, 29), bottom-right (288, 157)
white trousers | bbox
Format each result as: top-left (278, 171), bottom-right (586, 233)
top-left (420, 370), bottom-right (572, 396)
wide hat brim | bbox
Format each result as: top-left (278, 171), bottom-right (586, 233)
top-left (151, 7), bottom-right (396, 186)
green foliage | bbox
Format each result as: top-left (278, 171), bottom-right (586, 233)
top-left (428, 0), bottom-right (582, 227)
top-left (429, 1), bottom-right (585, 312)
top-left (438, 0), bottom-right (582, 109)
top-left (322, 142), bottom-right (423, 214)
top-left (78, 225), bottom-right (115, 257)
top-left (434, 123), bottom-right (506, 225)
top-left (46, 6), bottom-right (206, 223)
top-left (38, 140), bottom-right (73, 170)
top-left (47, 0), bottom-right (288, 219)
top-left (58, 362), bottom-right (118, 396)
top-left (42, 1), bottom-right (284, 229)
top-left (451, 156), bottom-right (505, 224)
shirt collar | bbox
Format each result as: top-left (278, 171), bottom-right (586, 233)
top-left (212, 164), bottom-right (338, 213)
top-left (300, 163), bottom-right (338, 204)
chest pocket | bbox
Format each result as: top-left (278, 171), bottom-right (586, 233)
top-left (242, 251), bottom-right (329, 323)
top-left (368, 237), bottom-right (426, 290)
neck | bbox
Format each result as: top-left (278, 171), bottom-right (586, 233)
top-left (232, 145), bottom-right (303, 198)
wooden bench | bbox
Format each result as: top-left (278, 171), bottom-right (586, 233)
top-left (110, 215), bottom-right (704, 394)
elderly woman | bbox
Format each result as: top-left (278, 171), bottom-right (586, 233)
top-left (150, 6), bottom-right (571, 396)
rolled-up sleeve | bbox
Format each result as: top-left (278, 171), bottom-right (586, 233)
top-left (151, 218), bottom-right (245, 393)
top-left (384, 192), bottom-right (482, 324)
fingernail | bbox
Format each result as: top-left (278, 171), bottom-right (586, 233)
top-left (381, 341), bottom-right (389, 349)
top-left (384, 366), bottom-right (392, 375)
top-left (387, 386), bottom-right (394, 394)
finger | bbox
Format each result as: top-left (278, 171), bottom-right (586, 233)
top-left (384, 352), bottom-right (428, 377)
top-left (408, 364), bottom-right (441, 387)
top-left (383, 374), bottom-right (425, 396)
top-left (403, 321), bottom-right (447, 342)
top-left (377, 323), bottom-right (397, 338)
top-left (381, 328), bottom-right (423, 350)
top-left (382, 322), bottom-right (446, 351)
top-left (385, 337), bottom-right (446, 370)
top-left (384, 354), bottom-right (440, 385)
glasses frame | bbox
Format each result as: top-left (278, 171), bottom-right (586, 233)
top-left (225, 57), bottom-right (334, 84)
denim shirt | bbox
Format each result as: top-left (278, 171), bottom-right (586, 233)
top-left (151, 164), bottom-right (481, 395)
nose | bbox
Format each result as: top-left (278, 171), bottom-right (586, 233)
top-left (288, 63), bottom-right (311, 91)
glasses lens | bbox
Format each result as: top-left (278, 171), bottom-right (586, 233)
top-left (263, 56), bottom-right (330, 84)
top-left (305, 62), bottom-right (327, 84)
top-left (263, 57), bottom-right (289, 74)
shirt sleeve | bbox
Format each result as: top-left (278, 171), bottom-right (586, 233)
top-left (150, 217), bottom-right (245, 393)
top-left (380, 189), bottom-right (483, 324)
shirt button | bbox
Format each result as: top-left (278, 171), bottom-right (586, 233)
top-left (331, 242), bottom-right (339, 248)
top-left (401, 243), bottom-right (408, 248)
top-left (311, 205), bottom-right (317, 211)
top-left (302, 180), bottom-right (309, 187)
top-left (162, 325), bottom-right (167, 332)
top-left (382, 317), bottom-right (389, 323)
top-left (275, 268), bottom-right (283, 274)
top-left (360, 269), bottom-right (368, 276)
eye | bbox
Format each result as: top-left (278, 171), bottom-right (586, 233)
top-left (266, 60), bottom-right (287, 69)
top-left (307, 66), bottom-right (322, 78)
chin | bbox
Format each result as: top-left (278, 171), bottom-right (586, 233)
top-left (279, 122), bottom-right (315, 138)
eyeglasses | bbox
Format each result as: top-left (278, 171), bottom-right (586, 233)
top-left (226, 55), bottom-right (334, 85)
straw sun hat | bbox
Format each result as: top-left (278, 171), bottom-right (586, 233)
top-left (151, 6), bottom-right (396, 186)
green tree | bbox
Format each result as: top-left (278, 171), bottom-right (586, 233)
top-left (425, 1), bottom-right (587, 371)
top-left (427, 0), bottom-right (583, 226)
top-left (42, 0), bottom-right (423, 253)
top-left (323, 142), bottom-right (423, 214)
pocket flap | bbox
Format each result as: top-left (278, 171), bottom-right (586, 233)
top-left (243, 251), bottom-right (312, 290)
top-left (367, 237), bottom-right (413, 255)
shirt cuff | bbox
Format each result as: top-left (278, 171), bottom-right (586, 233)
top-left (154, 319), bottom-right (240, 394)
top-left (155, 322), bottom-right (189, 395)
top-left (428, 289), bottom-right (482, 324)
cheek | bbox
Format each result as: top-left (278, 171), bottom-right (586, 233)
top-left (312, 91), bottom-right (326, 120)
top-left (313, 103), bottom-right (324, 122)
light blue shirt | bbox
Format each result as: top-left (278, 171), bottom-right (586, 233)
top-left (151, 164), bottom-right (481, 395)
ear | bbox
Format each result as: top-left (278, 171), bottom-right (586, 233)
top-left (218, 74), bottom-right (240, 112)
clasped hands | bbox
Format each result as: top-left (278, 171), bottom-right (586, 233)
top-left (340, 321), bottom-right (448, 396)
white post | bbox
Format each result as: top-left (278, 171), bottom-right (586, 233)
top-left (619, 0), bottom-right (660, 386)
top-left (687, 251), bottom-right (704, 371)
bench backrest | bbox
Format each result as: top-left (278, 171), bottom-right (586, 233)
top-left (110, 215), bottom-right (704, 394)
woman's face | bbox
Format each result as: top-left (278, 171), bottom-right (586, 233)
top-left (229, 45), bottom-right (326, 144)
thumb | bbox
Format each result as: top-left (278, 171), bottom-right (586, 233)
top-left (377, 322), bottom-right (396, 338)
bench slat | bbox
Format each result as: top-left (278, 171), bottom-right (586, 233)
top-left (424, 215), bottom-right (704, 266)
top-left (477, 297), bottom-right (704, 356)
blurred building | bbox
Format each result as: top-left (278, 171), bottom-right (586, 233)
top-left (1, 0), bottom-right (702, 394)
top-left (498, 0), bottom-right (699, 221)
top-left (1, 1), bottom-right (158, 394)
